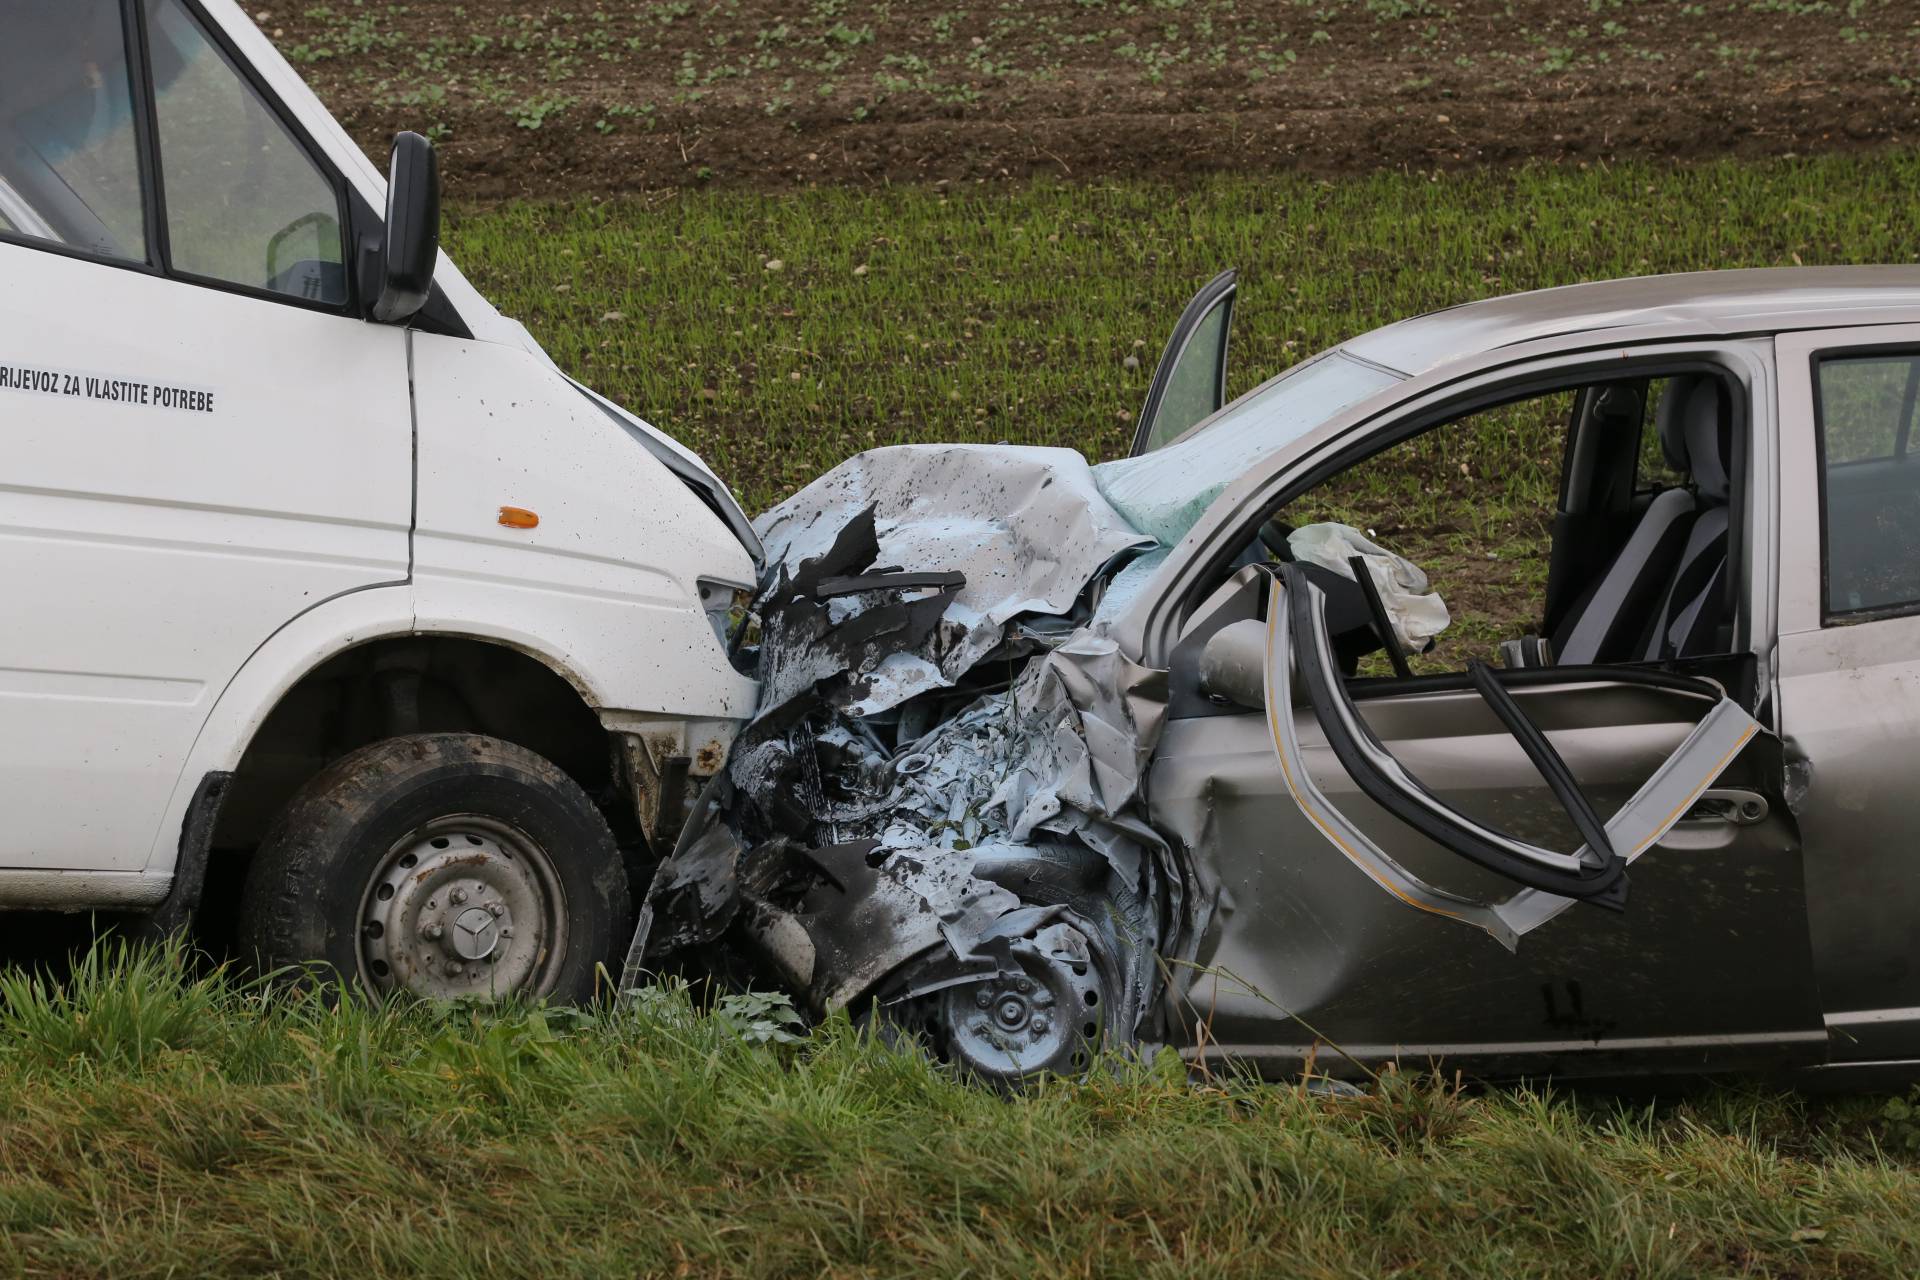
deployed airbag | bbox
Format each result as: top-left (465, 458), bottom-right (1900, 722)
top-left (1287, 522), bottom-right (1451, 653)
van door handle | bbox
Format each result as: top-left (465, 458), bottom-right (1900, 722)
top-left (1680, 788), bottom-right (1769, 826)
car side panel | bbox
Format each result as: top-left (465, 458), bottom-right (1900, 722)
top-left (1775, 325), bottom-right (1920, 1061)
top-left (1154, 685), bottom-right (1823, 1078)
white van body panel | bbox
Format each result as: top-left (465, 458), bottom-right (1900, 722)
top-left (137, 583), bottom-right (411, 877)
top-left (408, 333), bottom-right (760, 723)
top-left (0, 240), bottom-right (411, 875)
top-left (1, 0), bottom-right (763, 904)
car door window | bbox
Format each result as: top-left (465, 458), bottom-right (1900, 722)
top-left (145, 0), bottom-right (347, 304)
top-left (0, 4), bottom-right (148, 260)
top-left (1133, 269), bottom-right (1236, 455)
top-left (1815, 351), bottom-right (1920, 616)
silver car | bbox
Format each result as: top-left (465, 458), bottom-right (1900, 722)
top-left (631, 266), bottom-right (1920, 1089)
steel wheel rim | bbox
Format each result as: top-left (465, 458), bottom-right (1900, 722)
top-left (936, 921), bottom-right (1108, 1081)
top-left (356, 813), bottom-right (570, 1001)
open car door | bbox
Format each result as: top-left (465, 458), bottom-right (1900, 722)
top-left (1260, 564), bottom-right (1766, 945)
top-left (1132, 268), bottom-right (1236, 456)
top-left (1150, 563), bottom-right (1826, 1076)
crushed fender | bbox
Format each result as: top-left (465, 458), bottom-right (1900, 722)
top-left (622, 444), bottom-right (1191, 1065)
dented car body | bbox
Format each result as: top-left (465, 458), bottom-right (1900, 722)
top-left (628, 267), bottom-right (1920, 1085)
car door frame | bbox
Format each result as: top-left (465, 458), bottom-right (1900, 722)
top-left (1775, 323), bottom-right (1920, 1067)
top-left (0, 0), bottom-right (474, 338)
top-left (0, 0), bottom-right (354, 313)
top-left (1113, 329), bottom-right (1784, 678)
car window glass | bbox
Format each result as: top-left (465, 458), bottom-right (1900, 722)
top-left (0, 4), bottom-right (148, 260)
top-left (146, 0), bottom-right (346, 304)
top-left (1635, 376), bottom-right (1690, 492)
top-left (1143, 304), bottom-right (1229, 453)
top-left (1096, 352), bottom-right (1401, 545)
top-left (1817, 352), bottom-right (1920, 615)
top-left (1820, 354), bottom-right (1915, 463)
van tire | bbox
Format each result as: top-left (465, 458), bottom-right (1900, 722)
top-left (237, 733), bottom-right (627, 1004)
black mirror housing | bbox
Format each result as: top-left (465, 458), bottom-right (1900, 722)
top-left (360, 131), bottom-right (440, 324)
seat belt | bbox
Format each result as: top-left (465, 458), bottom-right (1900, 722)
top-left (1499, 635), bottom-right (1555, 669)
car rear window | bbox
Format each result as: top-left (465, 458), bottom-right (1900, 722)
top-left (1816, 351), bottom-right (1920, 617)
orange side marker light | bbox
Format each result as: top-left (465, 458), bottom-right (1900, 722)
top-left (498, 506), bottom-right (540, 529)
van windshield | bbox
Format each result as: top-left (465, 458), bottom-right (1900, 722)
top-left (0, 4), bottom-right (148, 259)
top-left (1091, 351), bottom-right (1402, 545)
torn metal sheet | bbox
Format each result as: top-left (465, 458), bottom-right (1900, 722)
top-left (624, 444), bottom-right (1189, 1069)
top-left (752, 444), bottom-right (1156, 718)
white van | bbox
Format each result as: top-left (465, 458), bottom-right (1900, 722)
top-left (1, 1), bottom-right (762, 1000)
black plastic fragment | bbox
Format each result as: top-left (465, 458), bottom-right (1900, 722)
top-left (1347, 553), bottom-right (1413, 679)
top-left (815, 570), bottom-right (967, 598)
top-left (1465, 658), bottom-right (1619, 867)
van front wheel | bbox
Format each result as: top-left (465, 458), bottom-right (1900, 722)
top-left (238, 733), bottom-right (628, 1003)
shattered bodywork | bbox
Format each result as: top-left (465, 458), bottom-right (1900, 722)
top-left (625, 444), bottom-right (1196, 1074)
top-left (620, 422), bottom-right (1773, 1081)
top-left (621, 357), bottom-right (1428, 1065)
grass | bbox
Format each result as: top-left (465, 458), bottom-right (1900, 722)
top-left (11, 155), bottom-right (1920, 1275)
top-left (447, 149), bottom-right (1920, 664)
top-left (2, 939), bottom-right (1919, 1278)
top-left (450, 151), bottom-right (1920, 514)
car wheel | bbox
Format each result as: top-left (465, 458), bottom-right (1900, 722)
top-left (238, 733), bottom-right (628, 1003)
top-left (872, 910), bottom-right (1125, 1087)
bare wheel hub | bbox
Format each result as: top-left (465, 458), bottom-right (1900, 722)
top-left (937, 921), bottom-right (1108, 1081)
top-left (358, 815), bottom-right (568, 1000)
top-left (448, 905), bottom-right (503, 960)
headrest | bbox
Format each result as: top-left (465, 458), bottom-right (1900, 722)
top-left (1655, 375), bottom-right (1731, 502)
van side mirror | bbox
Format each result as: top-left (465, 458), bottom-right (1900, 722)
top-left (362, 131), bottom-right (440, 324)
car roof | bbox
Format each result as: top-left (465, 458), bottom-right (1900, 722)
top-left (1342, 266), bottom-right (1920, 375)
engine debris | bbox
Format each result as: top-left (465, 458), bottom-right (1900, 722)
top-left (622, 444), bottom-right (1196, 1076)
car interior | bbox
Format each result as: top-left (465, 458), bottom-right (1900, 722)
top-left (1156, 364), bottom-right (1763, 906)
top-left (1236, 366), bottom-right (1749, 694)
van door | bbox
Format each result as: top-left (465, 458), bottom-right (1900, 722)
top-left (0, 1), bottom-right (410, 877)
top-left (1774, 327), bottom-right (1920, 1064)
